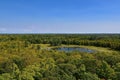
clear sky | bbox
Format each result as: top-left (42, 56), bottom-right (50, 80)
top-left (0, 0), bottom-right (120, 33)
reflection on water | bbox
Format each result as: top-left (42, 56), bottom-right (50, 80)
top-left (56, 47), bottom-right (95, 53)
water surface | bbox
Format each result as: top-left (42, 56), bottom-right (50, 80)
top-left (56, 47), bottom-right (95, 53)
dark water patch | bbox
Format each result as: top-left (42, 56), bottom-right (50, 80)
top-left (55, 47), bottom-right (95, 53)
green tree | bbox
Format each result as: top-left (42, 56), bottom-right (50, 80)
top-left (97, 61), bottom-right (115, 79)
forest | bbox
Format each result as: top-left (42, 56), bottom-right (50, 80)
top-left (0, 34), bottom-right (120, 80)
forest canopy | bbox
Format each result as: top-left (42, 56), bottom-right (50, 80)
top-left (0, 34), bottom-right (120, 80)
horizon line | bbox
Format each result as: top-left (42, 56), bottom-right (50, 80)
top-left (0, 32), bottom-right (120, 34)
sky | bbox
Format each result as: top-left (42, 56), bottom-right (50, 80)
top-left (0, 0), bottom-right (120, 33)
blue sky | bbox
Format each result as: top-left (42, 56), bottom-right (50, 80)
top-left (0, 0), bottom-right (120, 33)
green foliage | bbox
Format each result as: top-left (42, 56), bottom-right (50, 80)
top-left (0, 34), bottom-right (120, 80)
top-left (97, 61), bottom-right (115, 79)
top-left (114, 63), bottom-right (120, 72)
top-left (80, 72), bottom-right (100, 80)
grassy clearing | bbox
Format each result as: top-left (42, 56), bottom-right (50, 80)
top-left (79, 45), bottom-right (120, 53)
top-left (37, 44), bottom-right (120, 54)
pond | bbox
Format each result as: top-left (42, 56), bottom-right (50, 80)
top-left (55, 47), bottom-right (95, 53)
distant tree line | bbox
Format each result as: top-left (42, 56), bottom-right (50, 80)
top-left (1, 34), bottom-right (120, 50)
